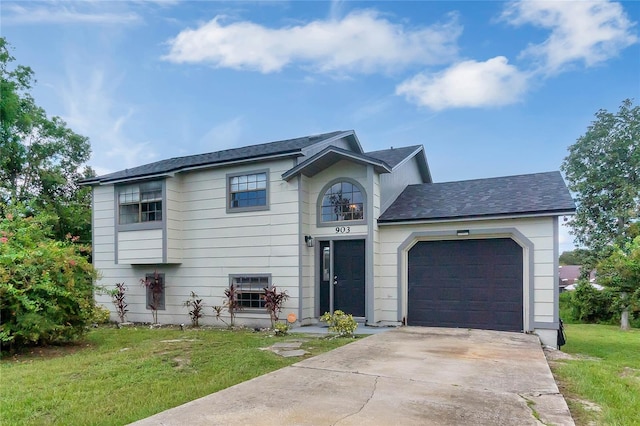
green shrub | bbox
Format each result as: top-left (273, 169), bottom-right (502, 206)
top-left (320, 310), bottom-right (358, 337)
top-left (561, 287), bottom-right (640, 327)
top-left (273, 322), bottom-right (290, 336)
top-left (0, 211), bottom-right (98, 352)
top-left (571, 281), bottom-right (616, 323)
top-left (559, 291), bottom-right (575, 323)
top-left (92, 305), bottom-right (112, 324)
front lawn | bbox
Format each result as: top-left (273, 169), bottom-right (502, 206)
top-left (0, 327), bottom-right (353, 425)
top-left (549, 324), bottom-right (640, 425)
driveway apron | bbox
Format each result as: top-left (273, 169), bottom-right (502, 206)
top-left (130, 327), bottom-right (574, 426)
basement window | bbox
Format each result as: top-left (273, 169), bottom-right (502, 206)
top-left (230, 274), bottom-right (271, 309)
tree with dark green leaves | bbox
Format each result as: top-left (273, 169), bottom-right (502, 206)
top-left (561, 99), bottom-right (640, 264)
top-left (559, 249), bottom-right (592, 266)
top-left (562, 99), bottom-right (640, 329)
top-left (596, 237), bottom-right (640, 330)
top-left (0, 37), bottom-right (94, 243)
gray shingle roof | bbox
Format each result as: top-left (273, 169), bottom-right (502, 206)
top-left (378, 171), bottom-right (575, 223)
top-left (365, 145), bottom-right (423, 168)
top-left (366, 145), bottom-right (432, 183)
top-left (281, 145), bottom-right (392, 181)
top-left (82, 130), bottom-right (348, 184)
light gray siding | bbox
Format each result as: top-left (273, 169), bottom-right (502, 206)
top-left (165, 175), bottom-right (183, 263)
top-left (94, 158), bottom-right (302, 326)
top-left (118, 229), bottom-right (163, 264)
top-left (379, 155), bottom-right (426, 213)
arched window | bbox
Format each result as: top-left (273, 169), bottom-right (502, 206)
top-left (320, 181), bottom-right (364, 222)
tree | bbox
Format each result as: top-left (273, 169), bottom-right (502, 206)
top-left (596, 237), bottom-right (640, 330)
top-left (561, 99), bottom-right (640, 268)
top-left (0, 37), bottom-right (94, 243)
top-left (559, 249), bottom-right (592, 266)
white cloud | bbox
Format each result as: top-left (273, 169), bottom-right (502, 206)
top-left (2, 3), bottom-right (141, 25)
top-left (395, 56), bottom-right (529, 110)
top-left (501, 0), bottom-right (637, 74)
top-left (199, 117), bottom-right (244, 152)
top-left (163, 10), bottom-right (462, 74)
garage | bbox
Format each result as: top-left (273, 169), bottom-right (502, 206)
top-left (408, 238), bottom-right (523, 332)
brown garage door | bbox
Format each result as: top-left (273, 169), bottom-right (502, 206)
top-left (408, 238), bottom-right (523, 332)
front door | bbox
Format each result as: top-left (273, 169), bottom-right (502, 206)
top-left (320, 240), bottom-right (366, 317)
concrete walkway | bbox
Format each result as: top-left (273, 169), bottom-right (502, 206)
top-left (131, 327), bottom-right (574, 426)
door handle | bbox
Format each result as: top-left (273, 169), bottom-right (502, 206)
top-left (333, 275), bottom-right (338, 285)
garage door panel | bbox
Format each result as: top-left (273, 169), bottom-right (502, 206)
top-left (408, 238), bottom-right (523, 332)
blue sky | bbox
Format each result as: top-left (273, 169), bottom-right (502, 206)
top-left (2, 0), bottom-right (639, 251)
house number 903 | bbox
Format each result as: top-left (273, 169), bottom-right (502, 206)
top-left (335, 226), bottom-right (351, 234)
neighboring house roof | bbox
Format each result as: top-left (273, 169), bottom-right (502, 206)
top-left (378, 171), bottom-right (576, 223)
top-left (81, 130), bottom-right (352, 185)
top-left (559, 265), bottom-right (597, 287)
top-left (366, 145), bottom-right (432, 183)
top-left (559, 265), bottom-right (581, 286)
top-left (282, 146), bottom-right (393, 181)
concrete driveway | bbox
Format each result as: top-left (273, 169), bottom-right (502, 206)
top-left (131, 327), bottom-right (574, 426)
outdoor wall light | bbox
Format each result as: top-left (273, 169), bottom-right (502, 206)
top-left (456, 230), bottom-right (470, 236)
top-left (304, 235), bottom-right (314, 247)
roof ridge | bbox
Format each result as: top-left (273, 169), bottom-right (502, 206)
top-left (365, 144), bottom-right (422, 155)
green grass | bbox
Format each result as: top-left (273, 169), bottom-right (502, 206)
top-left (0, 326), bottom-right (354, 425)
top-left (550, 324), bottom-right (640, 426)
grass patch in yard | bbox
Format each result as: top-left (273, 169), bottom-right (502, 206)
top-left (0, 326), bottom-right (354, 425)
top-left (549, 324), bottom-right (640, 426)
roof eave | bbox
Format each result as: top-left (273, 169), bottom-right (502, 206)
top-left (378, 209), bottom-right (576, 225)
top-left (89, 151), bottom-right (304, 185)
top-left (282, 147), bottom-right (391, 181)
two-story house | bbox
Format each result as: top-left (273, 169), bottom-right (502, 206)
top-left (83, 130), bottom-right (575, 346)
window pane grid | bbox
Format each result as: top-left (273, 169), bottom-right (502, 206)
top-left (118, 181), bottom-right (163, 224)
top-left (233, 276), bottom-right (269, 309)
top-left (321, 181), bottom-right (364, 222)
top-left (229, 173), bottom-right (267, 209)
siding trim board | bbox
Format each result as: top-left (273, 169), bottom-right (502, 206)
top-left (395, 228), bottom-right (535, 332)
top-left (379, 210), bottom-right (576, 225)
top-left (366, 165), bottom-right (375, 324)
top-left (162, 182), bottom-right (168, 264)
top-left (297, 172), bottom-right (304, 323)
top-left (113, 187), bottom-right (118, 264)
